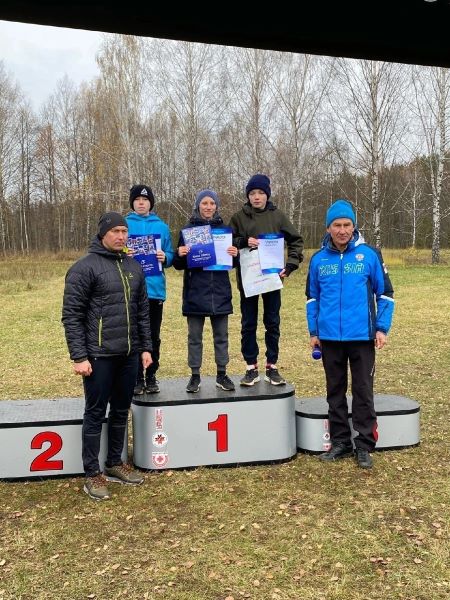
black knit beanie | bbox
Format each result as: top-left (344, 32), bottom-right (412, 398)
top-left (98, 212), bottom-right (127, 238)
top-left (129, 184), bottom-right (155, 210)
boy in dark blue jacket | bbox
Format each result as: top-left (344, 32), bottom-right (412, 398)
top-left (306, 199), bottom-right (395, 469)
top-left (173, 189), bottom-right (238, 393)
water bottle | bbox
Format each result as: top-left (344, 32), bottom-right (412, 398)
top-left (311, 345), bottom-right (322, 360)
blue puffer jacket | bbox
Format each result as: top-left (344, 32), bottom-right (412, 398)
top-left (173, 212), bottom-right (234, 317)
top-left (125, 211), bottom-right (174, 301)
top-left (306, 231), bottom-right (394, 341)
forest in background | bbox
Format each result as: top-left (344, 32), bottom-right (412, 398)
top-left (0, 35), bottom-right (449, 261)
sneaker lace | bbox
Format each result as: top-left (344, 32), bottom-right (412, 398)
top-left (90, 473), bottom-right (108, 486)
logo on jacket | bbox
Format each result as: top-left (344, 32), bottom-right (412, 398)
top-left (355, 253), bottom-right (364, 261)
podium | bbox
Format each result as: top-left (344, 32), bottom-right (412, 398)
top-left (131, 376), bottom-right (296, 470)
top-left (0, 398), bottom-right (127, 479)
top-left (295, 394), bottom-right (420, 453)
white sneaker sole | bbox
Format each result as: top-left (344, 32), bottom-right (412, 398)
top-left (216, 382), bottom-right (236, 391)
top-left (104, 475), bottom-right (144, 486)
top-left (83, 484), bottom-right (111, 500)
top-left (264, 375), bottom-right (286, 385)
top-left (240, 376), bottom-right (260, 386)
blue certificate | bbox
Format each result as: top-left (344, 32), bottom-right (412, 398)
top-left (258, 233), bottom-right (284, 274)
top-left (182, 225), bottom-right (216, 269)
top-left (127, 233), bottom-right (161, 277)
top-left (204, 227), bottom-right (233, 271)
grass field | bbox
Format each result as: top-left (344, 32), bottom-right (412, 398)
top-left (0, 251), bottom-right (449, 600)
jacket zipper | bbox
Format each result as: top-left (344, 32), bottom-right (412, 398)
top-left (116, 260), bottom-right (131, 355)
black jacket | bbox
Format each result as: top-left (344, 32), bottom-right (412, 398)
top-left (62, 236), bottom-right (152, 361)
top-left (173, 213), bottom-right (234, 317)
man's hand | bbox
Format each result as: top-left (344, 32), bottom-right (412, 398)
top-left (375, 331), bottom-right (387, 349)
top-left (156, 249), bottom-right (166, 263)
top-left (73, 359), bottom-right (92, 376)
top-left (310, 335), bottom-right (320, 350)
top-left (248, 237), bottom-right (259, 248)
top-left (142, 351), bottom-right (153, 369)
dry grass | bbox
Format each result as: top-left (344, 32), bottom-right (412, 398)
top-left (0, 253), bottom-right (449, 600)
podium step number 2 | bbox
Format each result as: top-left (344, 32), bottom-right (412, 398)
top-left (0, 398), bottom-right (127, 479)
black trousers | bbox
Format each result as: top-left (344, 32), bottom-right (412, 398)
top-left (240, 289), bottom-right (281, 366)
top-left (321, 340), bottom-right (378, 451)
top-left (137, 299), bottom-right (163, 383)
top-left (82, 353), bottom-right (138, 476)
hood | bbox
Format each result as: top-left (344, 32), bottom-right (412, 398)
top-left (126, 211), bottom-right (163, 224)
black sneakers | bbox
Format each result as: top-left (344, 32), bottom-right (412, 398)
top-left (264, 365), bottom-right (286, 386)
top-left (355, 448), bottom-right (373, 469)
top-left (216, 374), bottom-right (235, 391)
top-left (319, 442), bottom-right (354, 461)
top-left (145, 375), bottom-right (160, 394)
top-left (240, 368), bottom-right (260, 386)
top-left (186, 374), bottom-right (201, 393)
top-left (133, 381), bottom-right (145, 395)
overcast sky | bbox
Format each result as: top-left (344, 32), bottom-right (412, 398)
top-left (0, 20), bottom-right (103, 110)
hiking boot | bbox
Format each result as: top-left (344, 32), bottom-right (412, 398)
top-left (104, 463), bottom-right (144, 485)
top-left (240, 368), bottom-right (260, 386)
top-left (186, 374), bottom-right (201, 393)
top-left (145, 375), bottom-right (160, 394)
top-left (83, 473), bottom-right (111, 501)
top-left (319, 442), bottom-right (354, 462)
top-left (134, 380), bottom-right (145, 395)
top-left (216, 374), bottom-right (236, 391)
top-left (355, 448), bottom-right (373, 469)
top-left (264, 365), bottom-right (286, 386)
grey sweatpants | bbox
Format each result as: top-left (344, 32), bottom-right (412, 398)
top-left (187, 314), bottom-right (229, 374)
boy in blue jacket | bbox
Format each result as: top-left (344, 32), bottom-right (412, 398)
top-left (306, 199), bottom-right (394, 469)
top-left (126, 185), bottom-right (174, 394)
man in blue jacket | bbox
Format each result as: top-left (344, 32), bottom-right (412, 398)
top-left (306, 199), bottom-right (394, 469)
top-left (126, 185), bottom-right (174, 394)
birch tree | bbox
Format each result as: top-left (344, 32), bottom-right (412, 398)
top-left (412, 65), bottom-right (450, 263)
top-left (329, 59), bottom-right (407, 246)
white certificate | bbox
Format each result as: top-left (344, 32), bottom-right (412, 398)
top-left (239, 248), bottom-right (283, 298)
top-left (204, 227), bottom-right (233, 271)
top-left (258, 233), bottom-right (285, 274)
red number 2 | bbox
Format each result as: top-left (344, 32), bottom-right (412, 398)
top-left (30, 431), bottom-right (64, 471)
top-left (208, 414), bottom-right (228, 452)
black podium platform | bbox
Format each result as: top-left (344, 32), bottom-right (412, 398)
top-left (131, 376), bottom-right (296, 469)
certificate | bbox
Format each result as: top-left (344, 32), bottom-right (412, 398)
top-left (258, 233), bottom-right (285, 274)
top-left (204, 227), bottom-right (233, 271)
top-left (182, 225), bottom-right (216, 269)
top-left (127, 233), bottom-right (162, 276)
top-left (239, 247), bottom-right (283, 298)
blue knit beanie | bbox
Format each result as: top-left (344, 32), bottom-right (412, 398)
top-left (245, 174), bottom-right (271, 199)
top-left (326, 199), bottom-right (356, 227)
top-left (195, 189), bottom-right (220, 210)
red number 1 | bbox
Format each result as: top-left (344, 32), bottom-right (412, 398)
top-left (208, 414), bottom-right (228, 452)
top-left (30, 431), bottom-right (64, 471)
